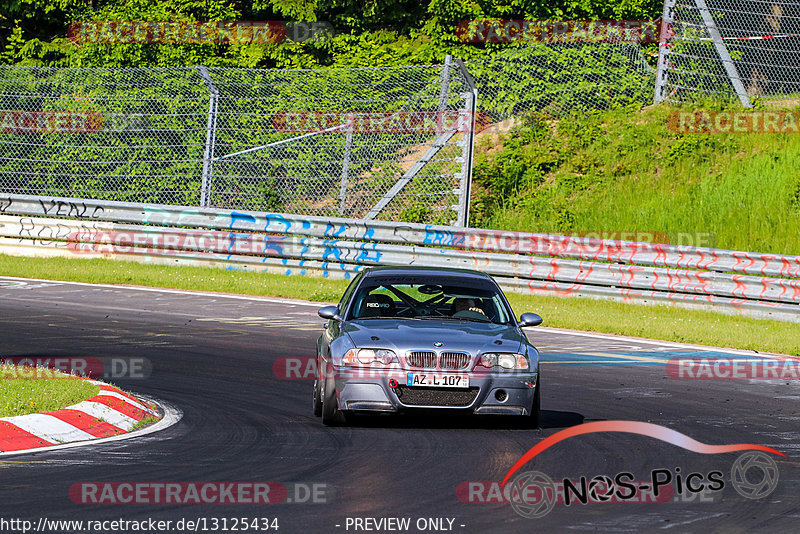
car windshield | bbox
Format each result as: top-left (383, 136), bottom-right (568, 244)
top-left (347, 275), bottom-right (513, 325)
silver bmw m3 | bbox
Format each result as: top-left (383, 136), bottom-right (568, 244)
top-left (313, 266), bottom-right (543, 426)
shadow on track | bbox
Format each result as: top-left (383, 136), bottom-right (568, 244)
top-left (337, 410), bottom-right (584, 430)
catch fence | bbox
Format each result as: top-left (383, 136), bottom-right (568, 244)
top-left (0, 63), bottom-right (476, 225)
top-left (655, 0), bottom-right (800, 106)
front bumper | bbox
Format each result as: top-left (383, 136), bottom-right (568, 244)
top-left (333, 368), bottom-right (538, 416)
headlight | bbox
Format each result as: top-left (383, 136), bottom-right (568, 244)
top-left (479, 352), bottom-right (528, 370)
top-left (342, 348), bottom-right (397, 366)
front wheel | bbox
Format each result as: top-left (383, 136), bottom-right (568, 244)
top-left (519, 376), bottom-right (541, 429)
top-left (312, 377), bottom-right (322, 417)
top-left (321, 375), bottom-right (347, 426)
top-left (529, 377), bottom-right (541, 428)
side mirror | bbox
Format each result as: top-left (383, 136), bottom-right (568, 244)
top-left (318, 305), bottom-right (343, 321)
top-left (518, 312), bottom-right (543, 327)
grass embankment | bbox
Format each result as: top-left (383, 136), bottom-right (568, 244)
top-left (0, 363), bottom-right (100, 417)
top-left (471, 104), bottom-right (800, 255)
top-left (2, 254), bottom-right (798, 356)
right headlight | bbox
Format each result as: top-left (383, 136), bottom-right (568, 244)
top-left (479, 352), bottom-right (529, 370)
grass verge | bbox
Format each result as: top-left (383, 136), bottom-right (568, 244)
top-left (505, 294), bottom-right (800, 356)
top-left (130, 415), bottom-right (160, 431)
top-left (0, 363), bottom-right (100, 417)
top-left (2, 253), bottom-right (798, 356)
top-left (0, 254), bottom-right (346, 303)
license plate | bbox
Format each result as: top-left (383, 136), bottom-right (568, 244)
top-left (406, 372), bottom-right (469, 388)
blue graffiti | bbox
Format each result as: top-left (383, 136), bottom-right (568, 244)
top-left (354, 242), bottom-right (381, 263)
top-left (142, 207), bottom-right (169, 226)
top-left (325, 223), bottom-right (345, 238)
top-left (229, 211), bottom-right (256, 230)
top-left (322, 239), bottom-right (342, 262)
top-left (143, 207), bottom-right (202, 227)
top-left (324, 222), bottom-right (375, 241)
top-left (226, 232), bottom-right (251, 250)
top-left (265, 214), bottom-right (311, 233)
top-left (222, 226), bottom-right (254, 261)
top-left (422, 226), bottom-right (464, 247)
top-left (262, 235), bottom-right (286, 256)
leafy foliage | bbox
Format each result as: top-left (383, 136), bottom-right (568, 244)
top-left (1, 0), bottom-right (663, 68)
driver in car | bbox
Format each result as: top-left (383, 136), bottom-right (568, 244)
top-left (451, 297), bottom-right (487, 318)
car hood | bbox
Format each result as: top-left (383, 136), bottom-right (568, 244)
top-left (343, 319), bottom-right (524, 355)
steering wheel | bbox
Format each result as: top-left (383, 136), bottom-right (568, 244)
top-left (452, 309), bottom-right (489, 321)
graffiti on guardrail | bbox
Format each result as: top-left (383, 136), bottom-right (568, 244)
top-left (38, 199), bottom-right (105, 219)
top-left (1, 196), bottom-right (799, 321)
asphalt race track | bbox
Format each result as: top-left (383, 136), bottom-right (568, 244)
top-left (0, 277), bottom-right (798, 533)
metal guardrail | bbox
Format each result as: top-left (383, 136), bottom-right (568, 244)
top-left (1, 194), bottom-right (798, 322)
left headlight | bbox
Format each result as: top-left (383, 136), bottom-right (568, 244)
top-left (478, 352), bottom-right (529, 371)
top-left (342, 348), bottom-right (398, 367)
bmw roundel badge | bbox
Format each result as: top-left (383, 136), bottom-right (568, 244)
top-left (434, 342), bottom-right (443, 347)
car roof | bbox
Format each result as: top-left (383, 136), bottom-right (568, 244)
top-left (360, 266), bottom-right (493, 279)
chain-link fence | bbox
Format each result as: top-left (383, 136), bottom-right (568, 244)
top-left (468, 43), bottom-right (656, 121)
top-left (655, 0), bottom-right (800, 106)
top-left (0, 63), bottom-right (474, 225)
top-left (4, 3), bottom-right (800, 227)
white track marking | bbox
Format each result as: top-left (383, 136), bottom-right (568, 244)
top-left (0, 414), bottom-right (94, 444)
top-left (0, 398), bottom-right (182, 457)
top-left (0, 276), bottom-right (322, 307)
top-left (69, 401), bottom-right (138, 430)
top-left (531, 326), bottom-right (797, 359)
top-left (95, 390), bottom-right (158, 416)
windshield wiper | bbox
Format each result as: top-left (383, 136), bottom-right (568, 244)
top-left (412, 315), bottom-right (492, 323)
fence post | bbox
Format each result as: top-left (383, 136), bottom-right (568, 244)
top-left (196, 66), bottom-right (219, 208)
top-left (455, 59), bottom-right (477, 228)
top-left (338, 114), bottom-right (354, 215)
top-left (654, 0), bottom-right (677, 103)
top-left (436, 55), bottom-right (452, 135)
top-left (694, 0), bottom-right (751, 107)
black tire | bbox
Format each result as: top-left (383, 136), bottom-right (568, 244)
top-left (321, 375), bottom-right (347, 426)
top-left (518, 375), bottom-right (541, 429)
top-left (530, 377), bottom-right (541, 429)
top-left (312, 377), bottom-right (322, 417)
